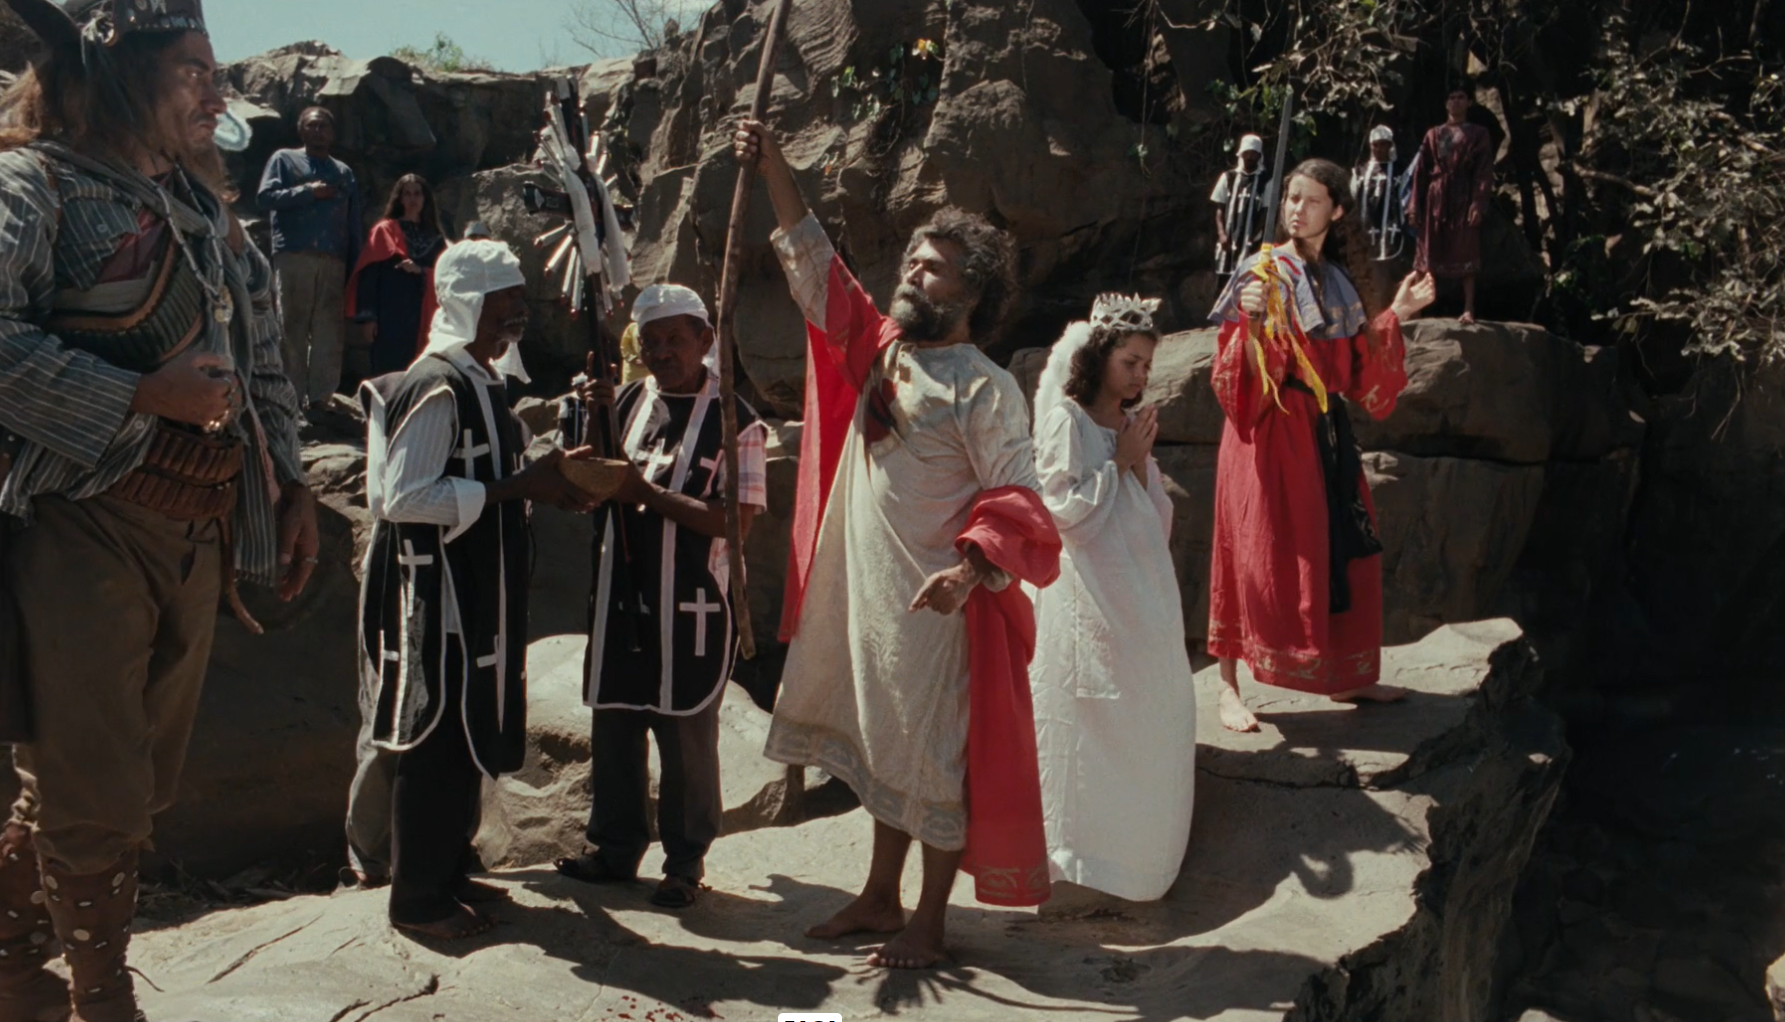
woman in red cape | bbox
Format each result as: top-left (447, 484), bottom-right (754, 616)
top-left (348, 174), bottom-right (446, 377)
top-left (1207, 158), bottom-right (1435, 733)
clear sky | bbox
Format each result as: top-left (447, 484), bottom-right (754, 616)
top-left (207, 0), bottom-right (707, 72)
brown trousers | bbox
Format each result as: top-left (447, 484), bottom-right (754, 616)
top-left (7, 495), bottom-right (220, 874)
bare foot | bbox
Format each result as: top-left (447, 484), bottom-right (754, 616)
top-left (1218, 687), bottom-right (1260, 733)
top-left (867, 924), bottom-right (948, 969)
top-left (1458, 311), bottom-right (1477, 325)
top-left (392, 903), bottom-right (494, 940)
top-left (806, 895), bottom-right (906, 940)
top-left (1329, 683), bottom-right (1408, 704)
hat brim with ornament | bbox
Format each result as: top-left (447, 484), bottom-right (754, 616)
top-left (4, 0), bottom-right (206, 60)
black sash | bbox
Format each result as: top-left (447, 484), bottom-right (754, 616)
top-left (1285, 378), bottom-right (1383, 614)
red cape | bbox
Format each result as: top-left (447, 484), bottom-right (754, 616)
top-left (346, 218), bottom-right (437, 357)
top-left (780, 257), bottom-right (1061, 906)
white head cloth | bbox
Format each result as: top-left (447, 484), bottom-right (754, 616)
top-left (1236, 133), bottom-right (1265, 173)
top-left (1368, 125), bottom-right (1398, 163)
top-left (632, 283), bottom-right (719, 374)
top-left (426, 239), bottom-right (531, 382)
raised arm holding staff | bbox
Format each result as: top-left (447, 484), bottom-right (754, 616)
top-left (734, 118), bottom-right (1062, 970)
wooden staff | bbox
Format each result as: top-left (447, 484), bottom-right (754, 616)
top-left (716, 0), bottom-right (793, 660)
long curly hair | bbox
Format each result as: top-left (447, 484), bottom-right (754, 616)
top-left (1063, 323), bottom-right (1158, 410)
top-left (381, 173), bottom-right (445, 236)
top-left (1273, 158), bottom-right (1383, 338)
top-left (906, 207), bottom-right (1018, 343)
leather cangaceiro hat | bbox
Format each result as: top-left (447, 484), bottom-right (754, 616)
top-left (4, 0), bottom-right (206, 56)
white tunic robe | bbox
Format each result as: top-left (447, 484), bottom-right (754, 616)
top-left (764, 341), bottom-right (1039, 851)
top-left (1029, 400), bottom-right (1197, 900)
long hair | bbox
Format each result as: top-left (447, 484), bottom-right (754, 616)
top-left (1273, 157), bottom-right (1383, 341)
top-left (1063, 323), bottom-right (1157, 410)
top-left (0, 31), bottom-right (229, 195)
top-left (1, 31), bottom-right (182, 154)
top-left (382, 173), bottom-right (444, 235)
top-left (906, 208), bottom-right (1018, 342)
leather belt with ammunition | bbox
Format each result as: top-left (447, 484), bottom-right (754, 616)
top-left (107, 423), bottom-right (242, 521)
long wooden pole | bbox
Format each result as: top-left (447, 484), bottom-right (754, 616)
top-left (717, 0), bottom-right (793, 661)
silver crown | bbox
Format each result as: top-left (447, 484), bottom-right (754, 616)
top-left (1090, 292), bottom-right (1162, 334)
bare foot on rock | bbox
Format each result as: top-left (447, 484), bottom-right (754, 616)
top-left (1329, 683), bottom-right (1408, 704)
top-left (867, 924), bottom-right (948, 969)
top-left (1458, 311), bottom-right (1477, 325)
top-left (806, 895), bottom-right (906, 940)
top-left (1219, 687), bottom-right (1260, 733)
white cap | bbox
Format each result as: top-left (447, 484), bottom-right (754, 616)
top-left (1239, 134), bottom-right (1264, 154)
top-left (632, 283), bottom-right (710, 329)
top-left (1369, 125), bottom-right (1395, 144)
top-left (632, 283), bottom-right (719, 375)
top-left (426, 239), bottom-right (531, 381)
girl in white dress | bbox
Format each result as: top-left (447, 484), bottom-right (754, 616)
top-left (1028, 293), bottom-right (1198, 902)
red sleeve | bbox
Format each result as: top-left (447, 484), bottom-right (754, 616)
top-left (1211, 316), bottom-right (1282, 436)
top-left (1337, 310), bottom-right (1408, 421)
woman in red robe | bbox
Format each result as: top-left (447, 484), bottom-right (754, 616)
top-left (1207, 158), bottom-right (1435, 733)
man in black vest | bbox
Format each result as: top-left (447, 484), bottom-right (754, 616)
top-left (357, 239), bottom-right (596, 939)
top-left (555, 283), bottom-right (766, 910)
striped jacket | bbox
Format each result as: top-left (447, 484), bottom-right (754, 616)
top-left (0, 143), bottom-right (304, 585)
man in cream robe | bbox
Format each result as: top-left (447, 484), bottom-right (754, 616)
top-left (737, 121), bottom-right (1060, 970)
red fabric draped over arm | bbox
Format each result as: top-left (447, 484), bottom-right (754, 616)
top-left (345, 219), bottom-right (406, 319)
top-left (778, 257), bottom-right (901, 642)
top-left (345, 219), bottom-right (436, 355)
top-left (956, 486), bottom-right (1062, 907)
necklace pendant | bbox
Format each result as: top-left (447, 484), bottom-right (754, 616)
top-left (213, 293), bottom-right (233, 324)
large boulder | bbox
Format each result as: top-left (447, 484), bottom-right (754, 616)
top-left (1616, 361), bottom-right (1785, 700)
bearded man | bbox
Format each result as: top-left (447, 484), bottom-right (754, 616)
top-left (734, 121), bottom-right (1062, 969)
top-left (0, 1), bottom-right (318, 1018)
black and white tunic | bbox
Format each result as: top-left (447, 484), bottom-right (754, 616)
top-left (358, 351), bottom-right (531, 776)
top-left (584, 373), bottom-right (764, 715)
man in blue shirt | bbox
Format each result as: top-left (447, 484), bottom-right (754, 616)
top-left (257, 106), bottom-right (362, 407)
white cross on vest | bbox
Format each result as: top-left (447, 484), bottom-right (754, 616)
top-left (644, 439), bottom-right (679, 482)
top-left (456, 429), bottom-right (491, 478)
top-left (678, 588), bottom-right (722, 658)
top-left (398, 539), bottom-right (434, 575)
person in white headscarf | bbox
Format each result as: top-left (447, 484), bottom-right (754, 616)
top-left (1212, 133), bottom-right (1273, 284)
top-left (1026, 293), bottom-right (1197, 902)
top-left (556, 283), bottom-right (768, 911)
top-left (346, 239), bottom-right (595, 939)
